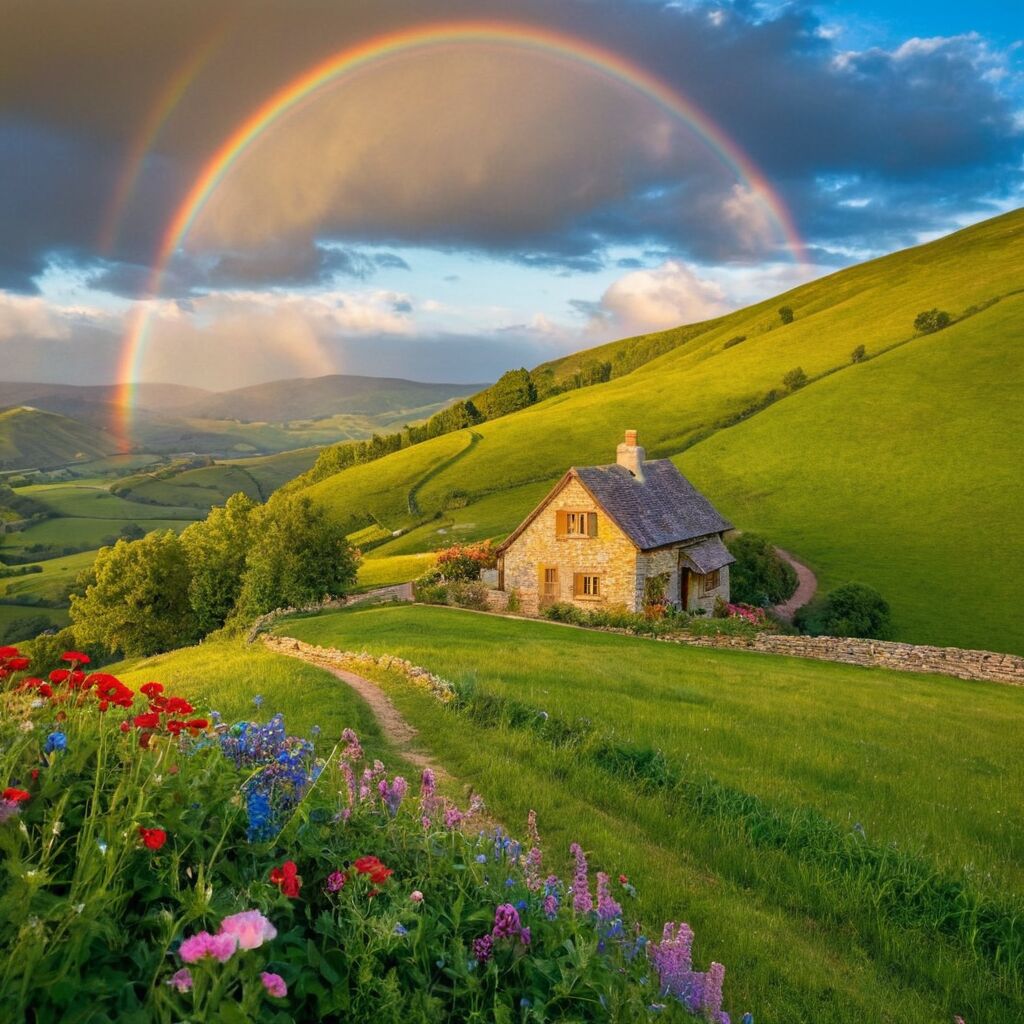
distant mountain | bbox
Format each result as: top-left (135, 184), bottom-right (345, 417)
top-left (0, 382), bottom-right (211, 416)
top-left (178, 375), bottom-right (488, 423)
top-left (0, 407), bottom-right (119, 471)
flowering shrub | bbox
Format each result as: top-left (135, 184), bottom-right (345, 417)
top-left (434, 539), bottom-right (498, 581)
top-left (0, 644), bottom-right (741, 1022)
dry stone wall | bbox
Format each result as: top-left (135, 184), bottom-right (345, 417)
top-left (658, 631), bottom-right (1024, 686)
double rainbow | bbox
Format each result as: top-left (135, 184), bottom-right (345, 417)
top-left (115, 19), bottom-right (808, 447)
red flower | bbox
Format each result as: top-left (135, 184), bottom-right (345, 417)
top-left (619, 874), bottom-right (629, 885)
top-left (353, 855), bottom-right (394, 885)
top-left (140, 681), bottom-right (164, 698)
top-left (0, 646), bottom-right (19, 658)
top-left (120, 720), bottom-right (130, 733)
top-left (61, 651), bottom-right (91, 665)
top-left (48, 669), bottom-right (70, 684)
top-left (3, 788), bottom-right (30, 803)
top-left (165, 720), bottom-right (185, 735)
top-left (37, 683), bottom-right (53, 699)
top-left (138, 826), bottom-right (167, 850)
top-left (165, 697), bottom-right (194, 715)
top-left (269, 860), bottom-right (302, 898)
top-left (6, 657), bottom-right (29, 671)
top-left (29, 769), bottom-right (39, 781)
top-left (185, 718), bottom-right (209, 732)
top-left (133, 712), bottom-right (160, 730)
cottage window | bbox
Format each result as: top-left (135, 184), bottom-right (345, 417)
top-left (702, 569), bottom-right (720, 595)
top-left (573, 573), bottom-right (601, 599)
top-left (556, 510), bottom-right (598, 538)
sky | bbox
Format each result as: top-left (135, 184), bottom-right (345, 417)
top-left (0, 0), bottom-right (1021, 389)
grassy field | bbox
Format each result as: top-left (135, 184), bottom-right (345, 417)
top-left (2, 515), bottom-right (192, 556)
top-left (681, 295), bottom-right (1024, 652)
top-left (300, 210), bottom-right (1024, 653)
top-left (272, 604), bottom-right (1024, 1024)
top-left (355, 551), bottom-right (436, 589)
top-left (0, 602), bottom-right (67, 638)
top-left (0, 549), bottom-right (98, 603)
top-left (0, 406), bottom-right (117, 471)
top-left (22, 480), bottom-right (200, 520)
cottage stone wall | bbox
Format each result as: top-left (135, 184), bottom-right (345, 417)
top-left (501, 477), bottom-right (639, 614)
top-left (636, 541), bottom-right (730, 613)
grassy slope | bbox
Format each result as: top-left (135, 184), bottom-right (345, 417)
top-left (276, 604), bottom-right (1024, 1024)
top-left (0, 549), bottom-right (97, 603)
top-left (306, 210), bottom-right (1023, 651)
top-left (681, 295), bottom-right (1024, 651)
top-left (22, 481), bottom-right (200, 520)
top-left (0, 407), bottom-right (117, 470)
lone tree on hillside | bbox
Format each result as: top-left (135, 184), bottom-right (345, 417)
top-left (913, 308), bottom-right (952, 334)
top-left (850, 344), bottom-right (867, 363)
top-left (778, 305), bottom-right (794, 325)
top-left (783, 366), bottom-right (808, 392)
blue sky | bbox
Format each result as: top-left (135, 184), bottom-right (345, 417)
top-left (0, 0), bottom-right (1020, 387)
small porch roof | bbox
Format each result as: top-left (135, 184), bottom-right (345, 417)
top-left (678, 536), bottom-right (735, 574)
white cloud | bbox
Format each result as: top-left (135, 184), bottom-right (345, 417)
top-left (595, 260), bottom-right (730, 336)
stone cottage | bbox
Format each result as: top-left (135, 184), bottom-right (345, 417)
top-left (495, 431), bottom-right (734, 616)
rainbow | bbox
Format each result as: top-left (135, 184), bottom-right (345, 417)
top-left (98, 25), bottom-right (228, 253)
top-left (115, 19), bottom-right (808, 447)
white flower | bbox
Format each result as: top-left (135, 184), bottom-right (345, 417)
top-left (19, 720), bottom-right (34, 732)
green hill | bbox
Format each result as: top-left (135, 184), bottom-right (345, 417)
top-left (299, 209), bottom-right (1024, 653)
top-left (0, 406), bottom-right (118, 471)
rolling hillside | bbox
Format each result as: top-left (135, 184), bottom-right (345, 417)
top-left (299, 208), bottom-right (1024, 653)
top-left (0, 406), bottom-right (118, 471)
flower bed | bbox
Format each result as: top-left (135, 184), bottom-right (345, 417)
top-left (0, 643), bottom-right (741, 1022)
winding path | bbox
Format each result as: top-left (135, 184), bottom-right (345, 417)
top-left (772, 548), bottom-right (817, 620)
top-left (262, 634), bottom-right (443, 776)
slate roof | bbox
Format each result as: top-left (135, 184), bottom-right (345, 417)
top-left (572, 459), bottom-right (732, 551)
top-left (678, 535), bottom-right (735, 574)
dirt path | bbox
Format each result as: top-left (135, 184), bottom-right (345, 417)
top-left (773, 548), bottom-right (817, 620)
top-left (263, 635), bottom-right (442, 775)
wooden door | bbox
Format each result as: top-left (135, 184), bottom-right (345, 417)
top-left (680, 568), bottom-right (690, 609)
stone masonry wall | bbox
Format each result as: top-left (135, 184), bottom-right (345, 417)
top-left (659, 630), bottom-right (1024, 686)
top-left (501, 477), bottom-right (640, 614)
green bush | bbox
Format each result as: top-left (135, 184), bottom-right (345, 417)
top-left (782, 366), bottom-right (808, 392)
top-left (851, 344), bottom-right (867, 363)
top-left (795, 582), bottom-right (893, 639)
top-left (723, 335), bottom-right (747, 349)
top-left (445, 579), bottom-right (490, 610)
top-left (913, 308), bottom-right (952, 334)
top-left (726, 533), bottom-right (799, 606)
top-left (779, 306), bottom-right (795, 325)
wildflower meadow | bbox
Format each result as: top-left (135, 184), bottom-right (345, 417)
top-left (0, 643), bottom-right (744, 1022)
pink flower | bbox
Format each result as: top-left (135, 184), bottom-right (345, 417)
top-left (219, 910), bottom-right (277, 950)
top-left (261, 972), bottom-right (288, 998)
top-left (326, 871), bottom-right (347, 893)
top-left (409, 890), bottom-right (424, 903)
top-left (166, 968), bottom-right (193, 993)
top-left (178, 930), bottom-right (237, 963)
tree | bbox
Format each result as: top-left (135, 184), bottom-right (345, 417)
top-left (235, 494), bottom-right (360, 620)
top-left (778, 306), bottom-right (794, 325)
top-left (913, 308), bottom-right (952, 334)
top-left (726, 533), bottom-right (798, 606)
top-left (180, 492), bottom-right (257, 634)
top-left (476, 369), bottom-right (537, 419)
top-left (119, 522), bottom-right (146, 541)
top-left (795, 582), bottom-right (892, 639)
top-left (850, 344), bottom-right (867, 363)
top-left (0, 613), bottom-right (54, 645)
top-left (70, 531), bottom-right (199, 657)
top-left (782, 366), bottom-right (808, 392)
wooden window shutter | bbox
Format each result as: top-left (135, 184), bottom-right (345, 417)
top-left (555, 510), bottom-right (567, 536)
top-left (573, 573), bottom-right (582, 596)
top-left (587, 512), bottom-right (598, 537)
top-left (538, 564), bottom-right (547, 594)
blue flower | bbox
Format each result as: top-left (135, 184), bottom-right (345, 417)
top-left (505, 878), bottom-right (515, 888)
top-left (741, 1015), bottom-right (754, 1024)
top-left (394, 923), bottom-right (408, 936)
top-left (252, 694), bottom-right (265, 708)
top-left (515, 899), bottom-right (527, 911)
top-left (43, 731), bottom-right (67, 754)
top-left (520, 997), bottom-right (531, 1008)
top-left (310, 724), bottom-right (321, 736)
top-left (475, 854), bottom-right (488, 864)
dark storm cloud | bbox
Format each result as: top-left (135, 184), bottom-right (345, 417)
top-left (0, 0), bottom-right (1020, 291)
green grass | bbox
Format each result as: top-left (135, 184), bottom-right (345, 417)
top-left (0, 603), bottom-right (67, 638)
top-left (271, 604), bottom-right (1024, 1023)
top-left (299, 210), bottom-right (1024, 652)
top-left (2, 515), bottom-right (191, 556)
top-left (681, 295), bottom-right (1024, 652)
top-left (0, 407), bottom-right (116, 471)
top-left (0, 549), bottom-right (97, 603)
top-left (221, 447), bottom-right (321, 494)
top-left (356, 552), bottom-right (436, 589)
top-left (21, 481), bottom-right (200, 520)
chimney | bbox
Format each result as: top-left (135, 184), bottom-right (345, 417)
top-left (616, 429), bottom-right (645, 480)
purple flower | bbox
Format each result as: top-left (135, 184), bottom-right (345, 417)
top-left (569, 843), bottom-right (593, 914)
top-left (378, 775), bottom-right (408, 817)
top-left (492, 903), bottom-right (522, 939)
top-left (0, 799), bottom-right (21, 824)
top-left (443, 805), bottom-right (464, 830)
top-left (261, 971), bottom-right (287, 998)
top-left (340, 728), bottom-right (363, 761)
top-left (519, 926), bottom-right (532, 946)
top-left (166, 968), bottom-right (193, 993)
top-left (326, 870), bottom-right (347, 893)
top-left (178, 931), bottom-right (237, 964)
top-left (596, 872), bottom-right (622, 921)
top-left (524, 810), bottom-right (543, 891)
top-left (472, 934), bottom-right (494, 962)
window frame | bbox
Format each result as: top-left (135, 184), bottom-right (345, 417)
top-left (557, 509), bottom-right (598, 539)
top-left (702, 569), bottom-right (721, 595)
top-left (573, 572), bottom-right (602, 600)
